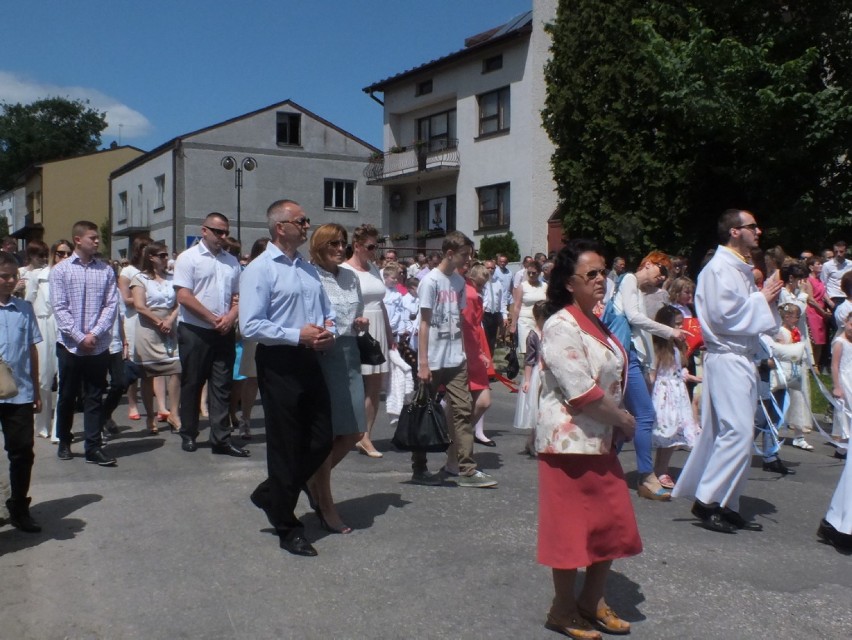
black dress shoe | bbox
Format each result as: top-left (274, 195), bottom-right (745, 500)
top-left (180, 435), bottom-right (197, 452)
top-left (279, 530), bottom-right (318, 556)
top-left (763, 458), bottom-right (796, 475)
top-left (691, 500), bottom-right (737, 534)
top-left (474, 436), bottom-right (497, 447)
top-left (57, 443), bottom-right (73, 460)
top-left (211, 442), bottom-right (250, 457)
top-left (85, 448), bottom-right (117, 467)
top-left (6, 498), bottom-right (42, 533)
top-left (720, 507), bottom-right (763, 531)
top-left (817, 519), bottom-right (852, 550)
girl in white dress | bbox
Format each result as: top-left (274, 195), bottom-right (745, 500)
top-left (650, 305), bottom-right (701, 489)
top-left (821, 309), bottom-right (852, 549)
top-left (830, 309), bottom-right (852, 443)
top-left (769, 304), bottom-right (814, 450)
top-left (513, 302), bottom-right (547, 457)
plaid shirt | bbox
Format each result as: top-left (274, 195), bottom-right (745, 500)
top-left (49, 253), bottom-right (118, 355)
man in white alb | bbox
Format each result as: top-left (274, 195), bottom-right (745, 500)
top-left (672, 209), bottom-right (782, 533)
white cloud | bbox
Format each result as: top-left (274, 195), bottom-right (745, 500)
top-left (0, 71), bottom-right (153, 139)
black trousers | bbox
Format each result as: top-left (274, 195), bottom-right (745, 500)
top-left (177, 323), bottom-right (235, 444)
top-left (56, 345), bottom-right (110, 452)
top-left (482, 311), bottom-right (503, 358)
top-left (1, 403), bottom-right (35, 500)
top-left (255, 344), bottom-right (332, 534)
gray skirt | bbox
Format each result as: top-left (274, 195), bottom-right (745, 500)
top-left (317, 335), bottom-right (366, 436)
top-left (134, 308), bottom-right (181, 377)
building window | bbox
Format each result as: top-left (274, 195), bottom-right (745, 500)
top-left (324, 179), bottom-right (356, 210)
top-left (478, 86), bottom-right (510, 136)
top-left (276, 112), bottom-right (301, 146)
top-left (482, 54), bottom-right (503, 73)
top-left (477, 183), bottom-right (510, 229)
top-left (154, 175), bottom-right (165, 209)
top-left (118, 191), bottom-right (128, 223)
top-left (415, 79), bottom-right (433, 96)
top-left (417, 109), bottom-right (457, 152)
top-left (137, 184), bottom-right (143, 215)
top-left (417, 195), bottom-right (456, 234)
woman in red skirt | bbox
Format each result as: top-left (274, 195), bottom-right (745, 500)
top-left (537, 240), bottom-right (642, 639)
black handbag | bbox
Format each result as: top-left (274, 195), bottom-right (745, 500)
top-left (505, 344), bottom-right (520, 380)
top-left (357, 330), bottom-right (386, 366)
top-left (391, 384), bottom-right (452, 452)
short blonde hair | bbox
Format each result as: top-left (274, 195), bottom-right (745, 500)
top-left (309, 223), bottom-right (348, 265)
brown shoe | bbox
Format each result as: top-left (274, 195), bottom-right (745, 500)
top-left (544, 613), bottom-right (602, 639)
top-left (578, 603), bottom-right (631, 635)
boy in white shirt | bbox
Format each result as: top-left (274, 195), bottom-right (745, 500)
top-left (382, 265), bottom-right (405, 340)
top-left (412, 232), bottom-right (497, 488)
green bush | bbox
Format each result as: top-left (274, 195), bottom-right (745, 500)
top-left (478, 231), bottom-right (520, 262)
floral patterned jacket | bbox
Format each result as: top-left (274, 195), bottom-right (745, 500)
top-left (535, 304), bottom-right (627, 455)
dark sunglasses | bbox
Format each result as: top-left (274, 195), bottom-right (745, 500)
top-left (55, 250), bottom-right (72, 257)
top-left (326, 240), bottom-right (346, 249)
top-left (577, 268), bottom-right (606, 281)
top-left (154, 252), bottom-right (169, 259)
top-left (654, 264), bottom-right (669, 278)
top-left (282, 217), bottom-right (310, 228)
top-left (364, 243), bottom-right (377, 251)
top-left (203, 225), bottom-right (228, 237)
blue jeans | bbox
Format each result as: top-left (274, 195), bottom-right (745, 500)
top-left (623, 349), bottom-right (655, 475)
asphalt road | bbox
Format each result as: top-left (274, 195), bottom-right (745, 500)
top-left (1, 383), bottom-right (851, 639)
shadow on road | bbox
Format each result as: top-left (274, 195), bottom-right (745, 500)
top-left (0, 493), bottom-right (102, 555)
top-left (602, 570), bottom-right (647, 623)
top-left (103, 438), bottom-right (166, 459)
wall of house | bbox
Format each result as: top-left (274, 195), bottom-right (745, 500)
top-left (110, 149), bottom-right (175, 257)
top-left (375, 1), bottom-right (558, 257)
top-left (39, 147), bottom-right (143, 247)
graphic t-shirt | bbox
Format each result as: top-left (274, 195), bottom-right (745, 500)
top-left (418, 268), bottom-right (467, 370)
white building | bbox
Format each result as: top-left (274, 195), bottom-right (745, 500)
top-left (361, 0), bottom-right (559, 256)
top-left (110, 99), bottom-right (382, 258)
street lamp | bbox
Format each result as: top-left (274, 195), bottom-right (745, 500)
top-left (221, 155), bottom-right (257, 241)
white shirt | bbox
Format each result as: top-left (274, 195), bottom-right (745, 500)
top-left (483, 278), bottom-right (508, 318)
top-left (822, 257), bottom-right (852, 299)
top-left (172, 241), bottom-right (240, 329)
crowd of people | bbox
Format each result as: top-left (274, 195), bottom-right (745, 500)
top-left (1, 206), bottom-right (850, 638)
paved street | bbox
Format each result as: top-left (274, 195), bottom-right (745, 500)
top-left (1, 383), bottom-right (851, 639)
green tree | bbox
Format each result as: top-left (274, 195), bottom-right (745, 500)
top-left (544, 1), bottom-right (852, 262)
top-left (0, 97), bottom-right (107, 191)
top-left (479, 231), bottom-right (520, 262)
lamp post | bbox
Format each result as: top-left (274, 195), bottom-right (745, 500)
top-left (220, 155), bottom-right (257, 241)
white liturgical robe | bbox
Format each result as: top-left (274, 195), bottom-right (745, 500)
top-left (672, 245), bottom-right (780, 510)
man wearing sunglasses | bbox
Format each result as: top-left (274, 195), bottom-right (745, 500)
top-left (673, 209), bottom-right (783, 533)
top-left (240, 199), bottom-right (335, 556)
top-left (172, 212), bottom-right (247, 457)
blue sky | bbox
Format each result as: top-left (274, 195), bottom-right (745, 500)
top-left (2, 0), bottom-right (531, 151)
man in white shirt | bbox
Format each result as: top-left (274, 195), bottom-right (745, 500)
top-left (822, 240), bottom-right (852, 309)
top-left (482, 260), bottom-right (508, 356)
top-left (173, 212), bottom-right (246, 457)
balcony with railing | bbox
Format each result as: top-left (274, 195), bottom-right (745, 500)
top-left (364, 138), bottom-right (460, 185)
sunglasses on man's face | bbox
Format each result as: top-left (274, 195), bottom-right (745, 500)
top-left (154, 252), bottom-right (169, 259)
top-left (203, 225), bottom-right (228, 237)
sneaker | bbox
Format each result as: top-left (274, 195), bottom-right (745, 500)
top-left (37, 429), bottom-right (49, 439)
top-left (457, 470), bottom-right (498, 488)
top-left (411, 470), bottom-right (443, 486)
